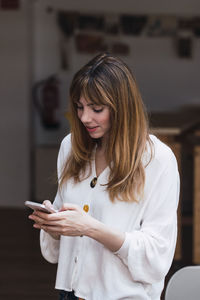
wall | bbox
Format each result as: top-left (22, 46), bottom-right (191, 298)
top-left (0, 0), bottom-right (32, 207)
top-left (0, 0), bottom-right (200, 206)
top-left (36, 0), bottom-right (200, 15)
top-left (33, 0), bottom-right (200, 123)
top-left (32, 0), bottom-right (200, 202)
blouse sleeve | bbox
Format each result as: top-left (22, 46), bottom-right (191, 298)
top-left (40, 135), bottom-right (71, 263)
top-left (114, 150), bottom-right (180, 284)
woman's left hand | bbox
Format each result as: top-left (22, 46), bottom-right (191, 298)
top-left (29, 203), bottom-right (93, 237)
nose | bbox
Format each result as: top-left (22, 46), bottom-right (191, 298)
top-left (79, 107), bottom-right (92, 124)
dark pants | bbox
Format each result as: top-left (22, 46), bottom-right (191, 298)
top-left (59, 290), bottom-right (78, 300)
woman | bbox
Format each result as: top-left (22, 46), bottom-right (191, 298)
top-left (29, 53), bottom-right (180, 300)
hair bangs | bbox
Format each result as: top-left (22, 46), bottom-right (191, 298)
top-left (80, 78), bottom-right (110, 108)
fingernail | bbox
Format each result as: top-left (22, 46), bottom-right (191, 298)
top-left (33, 224), bottom-right (39, 228)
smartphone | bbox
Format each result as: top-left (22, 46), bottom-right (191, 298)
top-left (25, 201), bottom-right (57, 214)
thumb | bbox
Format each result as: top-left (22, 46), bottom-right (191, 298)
top-left (43, 200), bottom-right (57, 213)
top-left (43, 200), bottom-right (52, 207)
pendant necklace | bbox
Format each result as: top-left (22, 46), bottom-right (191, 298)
top-left (90, 176), bottom-right (98, 188)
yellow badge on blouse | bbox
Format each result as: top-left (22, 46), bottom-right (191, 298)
top-left (83, 204), bottom-right (89, 213)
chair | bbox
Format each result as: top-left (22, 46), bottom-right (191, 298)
top-left (165, 266), bottom-right (200, 300)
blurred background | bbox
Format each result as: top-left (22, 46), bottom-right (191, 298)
top-left (0, 0), bottom-right (200, 299)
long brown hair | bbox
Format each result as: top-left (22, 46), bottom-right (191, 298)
top-left (60, 53), bottom-right (152, 202)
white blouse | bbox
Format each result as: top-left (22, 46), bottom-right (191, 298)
top-left (40, 134), bottom-right (180, 300)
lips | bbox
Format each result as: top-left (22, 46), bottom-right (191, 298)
top-left (85, 126), bottom-right (99, 133)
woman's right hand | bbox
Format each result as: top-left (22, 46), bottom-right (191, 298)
top-left (29, 200), bottom-right (60, 240)
top-left (42, 200), bottom-right (60, 240)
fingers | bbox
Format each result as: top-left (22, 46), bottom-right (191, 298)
top-left (30, 209), bottom-right (69, 224)
top-left (36, 224), bottom-right (79, 237)
top-left (33, 223), bottom-right (58, 232)
top-left (29, 213), bottom-right (46, 225)
top-left (30, 213), bottom-right (53, 225)
top-left (29, 211), bottom-right (58, 224)
top-left (59, 203), bottom-right (79, 212)
top-left (42, 200), bottom-right (77, 214)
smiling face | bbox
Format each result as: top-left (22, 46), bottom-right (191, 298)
top-left (76, 96), bottom-right (111, 143)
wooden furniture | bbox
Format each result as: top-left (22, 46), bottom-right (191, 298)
top-left (192, 129), bottom-right (200, 264)
top-left (150, 114), bottom-right (183, 261)
top-left (150, 111), bottom-right (200, 262)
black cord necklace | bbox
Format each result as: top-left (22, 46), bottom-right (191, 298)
top-left (90, 177), bottom-right (98, 188)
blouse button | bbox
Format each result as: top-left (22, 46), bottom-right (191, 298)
top-left (83, 204), bottom-right (89, 213)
